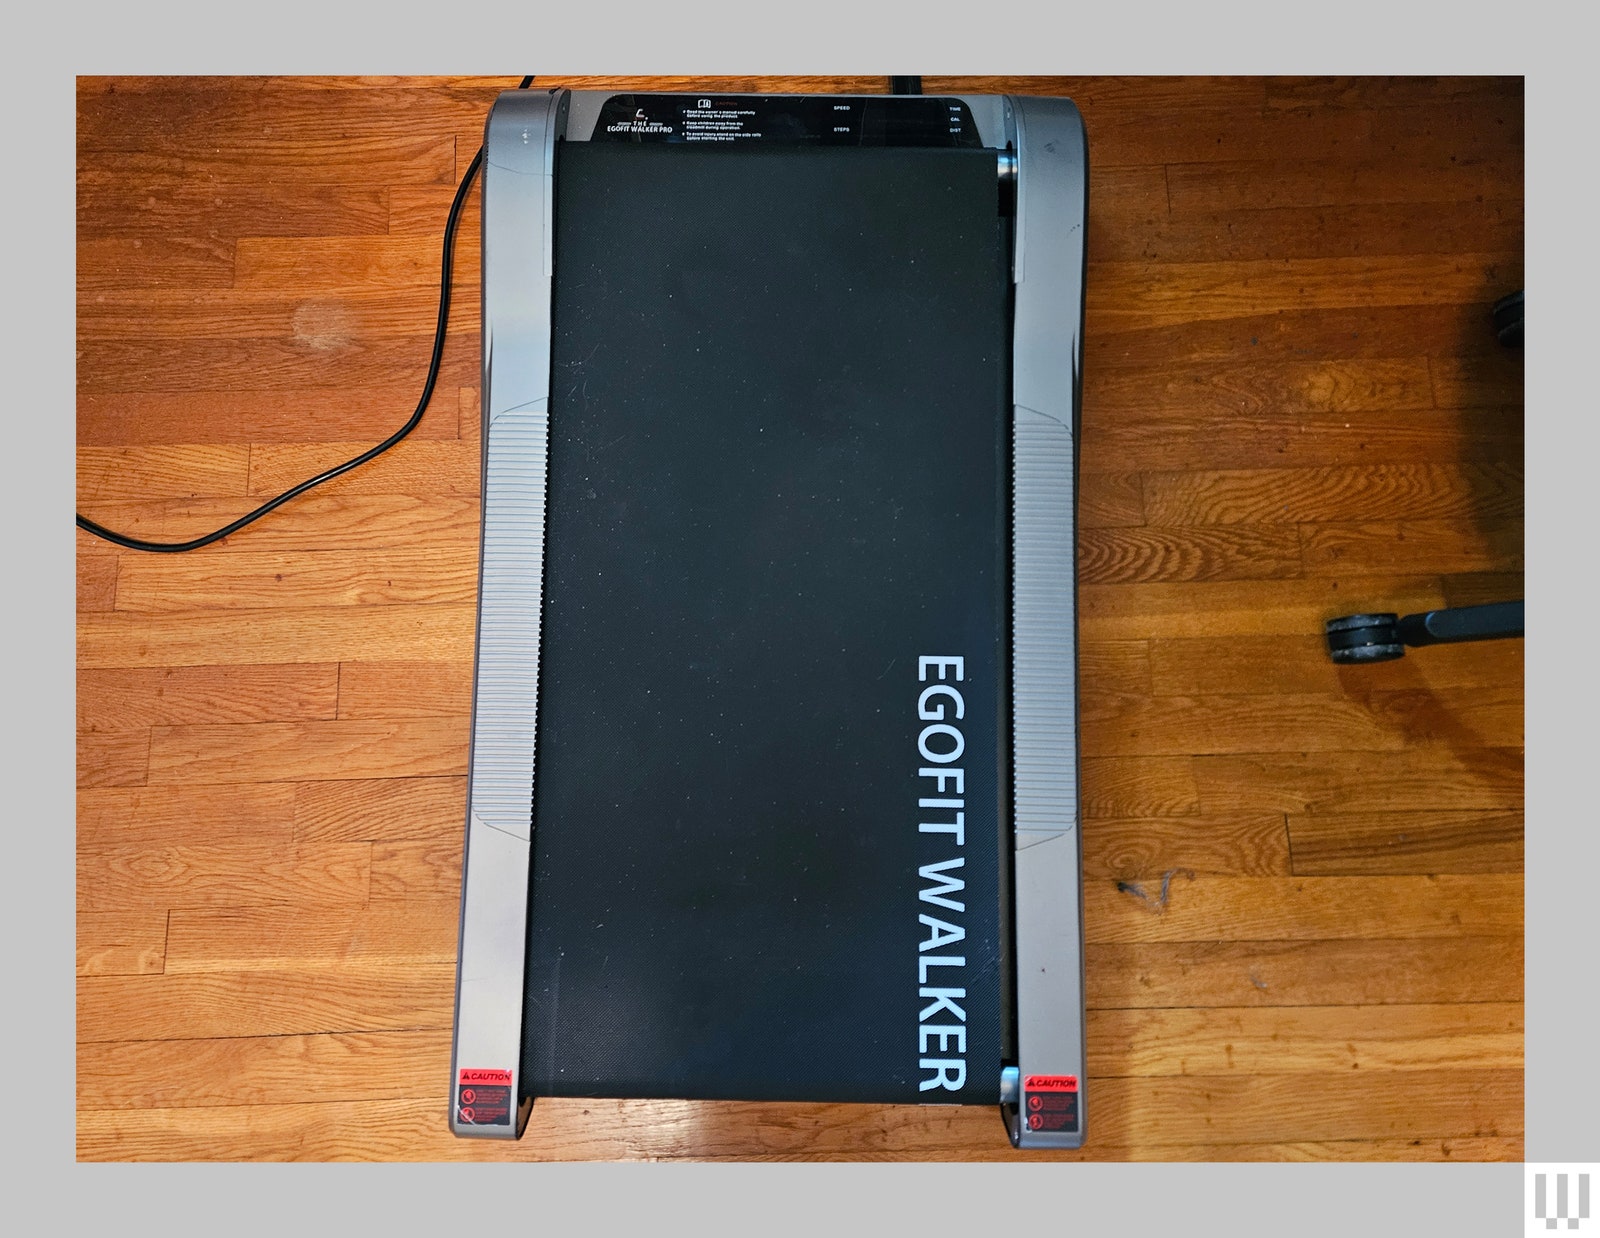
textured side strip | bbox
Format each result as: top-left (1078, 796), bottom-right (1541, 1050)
top-left (1013, 405), bottom-right (1079, 845)
top-left (469, 401), bottom-right (548, 842)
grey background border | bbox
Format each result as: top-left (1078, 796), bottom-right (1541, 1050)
top-left (33, 0), bottom-right (1585, 1231)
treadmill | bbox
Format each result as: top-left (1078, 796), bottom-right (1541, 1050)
top-left (450, 87), bottom-right (1087, 1150)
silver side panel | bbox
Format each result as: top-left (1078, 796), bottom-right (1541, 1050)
top-left (449, 88), bottom-right (563, 1139)
top-left (1008, 95), bottom-right (1088, 1150)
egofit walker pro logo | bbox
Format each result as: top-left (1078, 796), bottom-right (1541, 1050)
top-left (1529, 1166), bottom-right (1597, 1234)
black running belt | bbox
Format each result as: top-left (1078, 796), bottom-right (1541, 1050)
top-left (522, 142), bottom-right (1012, 1103)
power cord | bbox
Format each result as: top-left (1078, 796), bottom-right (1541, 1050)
top-left (76, 74), bottom-right (537, 553)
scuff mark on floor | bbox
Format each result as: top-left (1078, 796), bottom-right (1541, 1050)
top-left (1116, 867), bottom-right (1196, 913)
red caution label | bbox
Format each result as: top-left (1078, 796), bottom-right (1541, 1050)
top-left (1023, 1075), bottom-right (1079, 1133)
top-left (457, 1068), bottom-right (513, 1125)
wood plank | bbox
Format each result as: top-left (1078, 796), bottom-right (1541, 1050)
top-left (1084, 164), bottom-right (1167, 250)
top-left (1430, 354), bottom-right (1525, 410)
top-left (1193, 748), bottom-right (1523, 814)
top-left (1166, 157), bottom-right (1524, 215)
top-left (335, 661), bottom-right (472, 719)
top-left (1087, 303), bottom-right (1515, 367)
top-left (71, 1104), bottom-right (1522, 1163)
top-left (78, 784), bottom-right (297, 850)
top-left (235, 236), bottom-right (479, 292)
top-left (77, 967), bottom-right (456, 1042)
top-left (78, 602), bottom-right (477, 668)
top-left (1087, 1003), bottom-right (1521, 1077)
top-left (1441, 571), bottom-right (1524, 608)
top-left (1366, 686), bottom-right (1523, 749)
top-left (146, 718), bottom-right (467, 784)
top-left (77, 135), bottom-right (457, 187)
top-left (1087, 357), bottom-right (1434, 417)
top-left (114, 548), bottom-right (478, 612)
top-left (1086, 938), bottom-right (1524, 1008)
top-left (1149, 635), bottom-right (1525, 696)
top-left (76, 236), bottom-right (235, 291)
top-left (78, 729), bottom-right (150, 788)
top-left (455, 386), bottom-right (479, 443)
top-left (1088, 96), bottom-right (1522, 171)
top-left (1359, 97), bottom-right (1524, 162)
top-left (387, 185), bottom-right (473, 236)
top-left (164, 903), bottom-right (458, 973)
top-left (73, 1070), bottom-right (1521, 1160)
top-left (1089, 255), bottom-right (1518, 331)
top-left (77, 287), bottom-right (478, 343)
top-left (370, 842), bottom-right (460, 901)
top-left (1084, 685), bottom-right (1523, 755)
top-left (73, 495), bottom-right (477, 555)
top-left (1074, 1070), bottom-right (1522, 1147)
top-left (1077, 641), bottom-right (1152, 697)
top-left (1263, 77), bottom-right (1522, 110)
top-left (77, 75), bottom-right (477, 93)
top-left (78, 911), bottom-right (168, 976)
top-left (247, 439), bottom-right (479, 498)
top-left (1288, 811), bottom-right (1524, 876)
top-left (77, 664), bottom-right (340, 731)
top-left (1081, 814), bottom-right (1291, 878)
top-left (1084, 875), bottom-right (1521, 943)
top-left (1300, 519), bottom-right (1523, 576)
top-left (77, 175), bottom-right (390, 239)
top-left (77, 86), bottom-right (491, 157)
top-left (1141, 464), bottom-right (1522, 526)
top-left (78, 389), bottom-right (461, 446)
top-left (293, 776), bottom-right (466, 843)
top-left (76, 337), bottom-right (476, 395)
top-left (1082, 756), bottom-right (1200, 818)
top-left (1077, 525), bottom-right (1303, 584)
top-left (685, 1137), bottom-right (1525, 1162)
top-left (1078, 472), bottom-right (1145, 529)
top-left (78, 843), bottom-right (372, 912)
top-left (1082, 102), bottom-right (1372, 169)
top-left (78, 1030), bottom-right (449, 1110)
top-left (1082, 407), bottom-right (1522, 473)
top-left (1080, 691), bottom-right (1405, 756)
top-left (1088, 199), bottom-right (1523, 265)
top-left (1082, 576), bottom-right (1448, 641)
top-left (78, 555), bottom-right (119, 612)
top-left (76, 445), bottom-right (250, 502)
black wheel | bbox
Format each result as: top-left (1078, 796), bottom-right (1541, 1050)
top-left (1325, 613), bottom-right (1406, 664)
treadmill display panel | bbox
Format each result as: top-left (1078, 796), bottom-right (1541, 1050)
top-left (588, 94), bottom-right (986, 148)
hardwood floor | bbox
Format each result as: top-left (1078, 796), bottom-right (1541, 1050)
top-left (75, 75), bottom-right (1524, 1161)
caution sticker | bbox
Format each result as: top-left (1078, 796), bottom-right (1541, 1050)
top-left (1023, 1074), bottom-right (1079, 1133)
top-left (457, 1068), bottom-right (513, 1126)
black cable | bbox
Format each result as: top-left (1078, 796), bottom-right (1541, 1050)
top-left (76, 74), bottom-right (538, 553)
top-left (889, 76), bottom-right (922, 95)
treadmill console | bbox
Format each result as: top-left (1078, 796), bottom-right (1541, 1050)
top-left (587, 93), bottom-right (986, 147)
